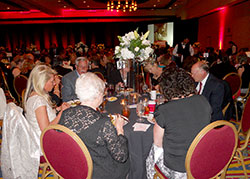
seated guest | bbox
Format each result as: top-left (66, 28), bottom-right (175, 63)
top-left (24, 64), bottom-right (69, 155)
top-left (59, 72), bottom-right (129, 179)
top-left (40, 56), bottom-right (52, 67)
top-left (191, 61), bottom-right (225, 122)
top-left (157, 53), bottom-right (176, 68)
top-left (12, 56), bottom-right (25, 78)
top-left (89, 56), bottom-right (106, 79)
top-left (237, 56), bottom-right (250, 94)
top-left (210, 56), bottom-right (236, 79)
top-left (146, 67), bottom-right (211, 178)
top-left (54, 57), bottom-right (72, 76)
top-left (106, 62), bottom-right (123, 87)
top-left (61, 57), bottom-right (88, 102)
top-left (144, 61), bottom-right (163, 88)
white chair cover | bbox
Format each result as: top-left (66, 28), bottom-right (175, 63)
top-left (1, 103), bottom-right (40, 179)
top-left (0, 88), bottom-right (6, 119)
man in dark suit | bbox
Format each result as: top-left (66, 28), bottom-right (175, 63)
top-left (191, 61), bottom-right (225, 122)
top-left (61, 57), bottom-right (88, 102)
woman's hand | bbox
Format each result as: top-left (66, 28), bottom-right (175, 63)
top-left (54, 75), bottom-right (61, 86)
top-left (56, 102), bottom-right (70, 113)
top-left (61, 102), bottom-right (70, 111)
top-left (114, 114), bottom-right (124, 135)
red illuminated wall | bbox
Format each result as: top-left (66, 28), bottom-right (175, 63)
top-left (198, 0), bottom-right (250, 50)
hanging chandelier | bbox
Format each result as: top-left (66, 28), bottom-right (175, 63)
top-left (107, 0), bottom-right (137, 12)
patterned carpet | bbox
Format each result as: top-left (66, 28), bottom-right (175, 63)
top-left (1, 123), bottom-right (250, 178)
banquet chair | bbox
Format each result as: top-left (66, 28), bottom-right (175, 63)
top-left (39, 156), bottom-right (58, 179)
top-left (222, 102), bottom-right (230, 117)
top-left (154, 164), bottom-right (169, 179)
top-left (13, 74), bottom-right (28, 103)
top-left (0, 69), bottom-right (17, 103)
top-left (40, 124), bottom-right (93, 179)
top-left (233, 96), bottom-right (250, 178)
top-left (237, 82), bottom-right (250, 106)
top-left (185, 120), bottom-right (238, 179)
top-left (223, 72), bottom-right (242, 121)
top-left (94, 71), bottom-right (105, 81)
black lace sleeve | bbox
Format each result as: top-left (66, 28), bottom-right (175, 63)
top-left (101, 120), bottom-right (129, 163)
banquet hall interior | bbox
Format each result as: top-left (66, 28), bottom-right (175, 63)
top-left (0, 0), bottom-right (250, 178)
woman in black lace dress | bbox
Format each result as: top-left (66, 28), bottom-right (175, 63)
top-left (59, 72), bottom-right (129, 179)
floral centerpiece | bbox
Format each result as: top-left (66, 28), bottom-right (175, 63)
top-left (114, 29), bottom-right (154, 63)
top-left (75, 42), bottom-right (88, 56)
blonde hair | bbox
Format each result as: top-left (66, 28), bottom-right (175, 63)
top-left (23, 64), bottom-right (56, 111)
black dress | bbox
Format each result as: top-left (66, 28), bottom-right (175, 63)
top-left (59, 105), bottom-right (129, 179)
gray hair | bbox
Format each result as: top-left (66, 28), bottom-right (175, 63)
top-left (75, 72), bottom-right (105, 102)
top-left (75, 57), bottom-right (88, 66)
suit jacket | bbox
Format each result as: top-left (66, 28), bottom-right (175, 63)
top-left (61, 70), bottom-right (78, 102)
top-left (201, 74), bottom-right (225, 122)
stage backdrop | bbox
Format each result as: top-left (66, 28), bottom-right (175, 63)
top-left (0, 22), bottom-right (148, 50)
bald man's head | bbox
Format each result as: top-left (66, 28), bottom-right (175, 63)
top-left (191, 61), bottom-right (209, 82)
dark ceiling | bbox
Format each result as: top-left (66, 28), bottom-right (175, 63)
top-left (0, 0), bottom-right (184, 15)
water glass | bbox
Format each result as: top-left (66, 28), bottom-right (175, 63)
top-left (136, 101), bottom-right (145, 122)
top-left (107, 84), bottom-right (115, 96)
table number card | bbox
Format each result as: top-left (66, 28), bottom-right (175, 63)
top-left (133, 123), bottom-right (151, 132)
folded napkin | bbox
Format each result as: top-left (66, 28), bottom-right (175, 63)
top-left (133, 123), bottom-right (151, 132)
top-left (128, 104), bottom-right (137, 108)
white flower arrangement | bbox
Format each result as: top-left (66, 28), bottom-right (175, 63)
top-left (115, 29), bottom-right (154, 62)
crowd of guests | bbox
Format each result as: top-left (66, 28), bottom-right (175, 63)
top-left (0, 39), bottom-right (249, 179)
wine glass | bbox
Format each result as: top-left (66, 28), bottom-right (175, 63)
top-left (107, 84), bottom-right (115, 97)
top-left (142, 83), bottom-right (148, 95)
top-left (136, 101), bottom-right (145, 122)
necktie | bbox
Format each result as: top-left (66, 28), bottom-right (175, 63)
top-left (198, 82), bottom-right (202, 94)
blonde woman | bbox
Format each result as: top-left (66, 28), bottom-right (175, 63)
top-left (24, 64), bottom-right (69, 155)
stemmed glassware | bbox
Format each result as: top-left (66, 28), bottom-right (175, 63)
top-left (142, 83), bottom-right (148, 95)
top-left (136, 100), bottom-right (145, 122)
top-left (107, 84), bottom-right (115, 97)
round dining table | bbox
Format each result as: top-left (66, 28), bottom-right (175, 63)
top-left (105, 95), bottom-right (154, 179)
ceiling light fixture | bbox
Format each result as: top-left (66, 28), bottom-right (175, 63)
top-left (107, 0), bottom-right (137, 12)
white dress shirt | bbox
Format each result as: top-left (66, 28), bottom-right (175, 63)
top-left (196, 73), bottom-right (209, 94)
top-left (173, 43), bottom-right (194, 62)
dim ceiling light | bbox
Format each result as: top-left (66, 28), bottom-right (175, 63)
top-left (107, 0), bottom-right (137, 12)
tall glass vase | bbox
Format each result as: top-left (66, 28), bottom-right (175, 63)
top-left (128, 58), bottom-right (142, 93)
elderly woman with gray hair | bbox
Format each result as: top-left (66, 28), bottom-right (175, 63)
top-left (59, 72), bottom-right (129, 179)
